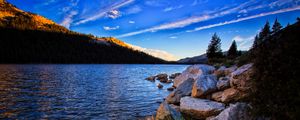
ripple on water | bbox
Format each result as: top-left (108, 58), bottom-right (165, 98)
top-left (0, 64), bottom-right (187, 119)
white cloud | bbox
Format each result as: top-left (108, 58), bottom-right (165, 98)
top-left (106, 10), bottom-right (121, 19)
top-left (169, 36), bottom-right (177, 39)
top-left (60, 11), bottom-right (78, 28)
top-left (232, 35), bottom-right (255, 50)
top-left (103, 26), bottom-right (120, 31)
top-left (187, 6), bottom-right (300, 32)
top-left (129, 20), bottom-right (135, 24)
top-left (163, 5), bottom-right (183, 12)
top-left (75, 0), bottom-right (134, 25)
top-left (116, 0), bottom-right (258, 38)
top-left (128, 44), bottom-right (178, 61)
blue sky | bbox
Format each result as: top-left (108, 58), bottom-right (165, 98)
top-left (7, 0), bottom-right (300, 60)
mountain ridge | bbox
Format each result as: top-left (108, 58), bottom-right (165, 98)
top-left (0, 1), bottom-right (166, 63)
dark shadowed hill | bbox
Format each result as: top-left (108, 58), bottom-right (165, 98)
top-left (0, 0), bottom-right (166, 64)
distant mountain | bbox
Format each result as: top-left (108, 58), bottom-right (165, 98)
top-left (0, 0), bottom-right (166, 63)
top-left (177, 54), bottom-right (208, 64)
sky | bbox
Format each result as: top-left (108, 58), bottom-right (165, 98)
top-left (7, 0), bottom-right (300, 61)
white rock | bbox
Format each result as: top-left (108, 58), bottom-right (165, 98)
top-left (174, 64), bottom-right (215, 87)
top-left (180, 97), bottom-right (225, 119)
top-left (192, 75), bottom-right (218, 98)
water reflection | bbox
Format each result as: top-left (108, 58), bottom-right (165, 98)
top-left (0, 64), bottom-right (187, 119)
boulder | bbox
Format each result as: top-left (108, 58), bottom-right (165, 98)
top-left (217, 77), bottom-right (230, 90)
top-left (230, 64), bottom-right (253, 92)
top-left (180, 97), bottom-right (225, 119)
top-left (157, 83), bottom-right (163, 89)
top-left (169, 104), bottom-right (180, 112)
top-left (169, 73), bottom-right (181, 79)
top-left (145, 76), bottom-right (156, 82)
top-left (192, 75), bottom-right (218, 98)
top-left (208, 102), bottom-right (252, 120)
top-left (156, 73), bottom-right (168, 80)
top-left (167, 87), bottom-right (175, 91)
top-left (166, 79), bottom-right (173, 83)
top-left (166, 78), bottom-right (194, 104)
top-left (224, 65), bottom-right (237, 76)
top-left (211, 88), bottom-right (249, 103)
top-left (174, 65), bottom-right (215, 87)
top-left (214, 66), bottom-right (226, 78)
top-left (156, 102), bottom-right (183, 120)
top-left (159, 78), bottom-right (168, 83)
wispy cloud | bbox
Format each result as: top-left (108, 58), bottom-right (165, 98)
top-left (59, 0), bottom-right (79, 28)
top-left (106, 10), bottom-right (121, 19)
top-left (169, 36), bottom-right (178, 39)
top-left (103, 26), bottom-right (120, 31)
top-left (187, 6), bottom-right (300, 32)
top-left (116, 0), bottom-right (258, 38)
top-left (232, 35), bottom-right (255, 50)
top-left (60, 10), bottom-right (78, 28)
top-left (163, 5), bottom-right (183, 12)
top-left (129, 20), bottom-right (135, 24)
top-left (74, 0), bottom-right (134, 25)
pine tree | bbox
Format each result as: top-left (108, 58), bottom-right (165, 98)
top-left (272, 18), bottom-right (282, 33)
top-left (252, 35), bottom-right (260, 48)
top-left (206, 33), bottom-right (222, 59)
top-left (259, 21), bottom-right (271, 41)
top-left (227, 40), bottom-right (238, 59)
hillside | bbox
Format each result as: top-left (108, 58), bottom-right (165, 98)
top-left (177, 54), bottom-right (207, 64)
top-left (0, 0), bottom-right (166, 63)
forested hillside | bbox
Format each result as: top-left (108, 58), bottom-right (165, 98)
top-left (0, 0), bottom-right (166, 63)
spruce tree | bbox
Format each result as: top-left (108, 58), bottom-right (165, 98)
top-left (272, 18), bottom-right (282, 33)
top-left (227, 40), bottom-right (238, 59)
top-left (252, 35), bottom-right (260, 48)
top-left (206, 33), bottom-right (222, 59)
top-left (259, 21), bottom-right (271, 41)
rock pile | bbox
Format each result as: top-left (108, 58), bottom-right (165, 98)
top-left (155, 64), bottom-right (254, 120)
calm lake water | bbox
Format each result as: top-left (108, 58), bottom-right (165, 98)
top-left (0, 64), bottom-right (187, 120)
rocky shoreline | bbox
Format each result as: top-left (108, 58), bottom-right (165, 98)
top-left (146, 63), bottom-right (254, 120)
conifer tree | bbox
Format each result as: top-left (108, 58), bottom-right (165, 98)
top-left (259, 21), bottom-right (271, 41)
top-left (252, 35), bottom-right (260, 48)
top-left (206, 33), bottom-right (222, 59)
top-left (272, 18), bottom-right (282, 33)
top-left (227, 40), bottom-right (238, 58)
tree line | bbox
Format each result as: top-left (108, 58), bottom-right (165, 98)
top-left (207, 17), bottom-right (300, 119)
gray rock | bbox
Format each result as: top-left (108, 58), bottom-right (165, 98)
top-left (208, 102), bottom-right (252, 120)
top-left (169, 73), bottom-right (181, 79)
top-left (180, 97), bottom-right (225, 119)
top-left (217, 77), bottom-right (230, 90)
top-left (224, 65), bottom-right (237, 76)
top-left (167, 87), bottom-right (175, 91)
top-left (156, 73), bottom-right (168, 80)
top-left (157, 83), bottom-right (163, 89)
top-left (166, 78), bottom-right (194, 104)
top-left (192, 75), bottom-right (218, 98)
top-left (145, 76), bottom-right (156, 82)
top-left (156, 102), bottom-right (183, 120)
top-left (174, 64), bottom-right (215, 87)
top-left (230, 64), bottom-right (253, 92)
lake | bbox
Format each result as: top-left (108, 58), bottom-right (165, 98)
top-left (0, 64), bottom-right (187, 119)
